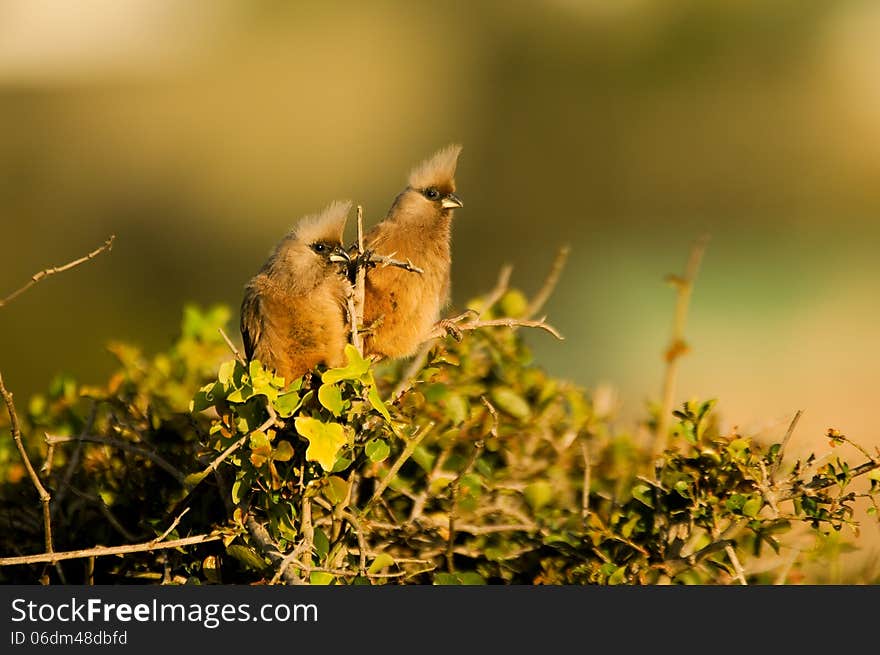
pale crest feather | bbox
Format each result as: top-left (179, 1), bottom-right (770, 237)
top-left (291, 199), bottom-right (352, 246)
top-left (407, 144), bottom-right (463, 189)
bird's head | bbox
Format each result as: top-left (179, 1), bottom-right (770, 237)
top-left (268, 200), bottom-right (352, 287)
top-left (390, 144), bottom-right (463, 224)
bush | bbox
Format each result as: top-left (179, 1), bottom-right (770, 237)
top-left (2, 286), bottom-right (878, 585)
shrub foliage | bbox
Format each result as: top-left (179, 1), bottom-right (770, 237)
top-left (2, 290), bottom-right (879, 585)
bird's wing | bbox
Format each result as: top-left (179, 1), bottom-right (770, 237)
top-left (239, 286), bottom-right (263, 362)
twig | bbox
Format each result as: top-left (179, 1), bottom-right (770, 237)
top-left (524, 244), bottom-right (570, 320)
top-left (0, 235), bottom-right (115, 308)
top-left (581, 438), bottom-right (592, 522)
top-left (428, 316), bottom-right (563, 341)
top-left (349, 204), bottom-right (367, 354)
top-left (446, 437), bottom-right (485, 573)
top-left (218, 327), bottom-right (246, 366)
top-left (0, 372), bottom-right (54, 561)
top-left (770, 410), bottom-right (803, 483)
top-left (365, 423), bottom-right (435, 510)
top-left (482, 264), bottom-right (514, 312)
top-left (365, 253), bottom-right (424, 274)
top-left (66, 486), bottom-right (139, 542)
top-left (725, 544), bottom-right (747, 586)
top-left (653, 234), bottom-right (710, 459)
top-left (45, 433), bottom-right (185, 485)
top-left (244, 516), bottom-right (302, 585)
top-left (153, 508), bottom-right (190, 543)
top-left (0, 534), bottom-right (221, 567)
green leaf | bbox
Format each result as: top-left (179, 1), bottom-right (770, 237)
top-left (274, 389), bottom-right (302, 418)
top-left (365, 438), bottom-right (390, 463)
top-left (323, 475), bottom-right (349, 504)
top-left (218, 360), bottom-right (237, 385)
top-left (523, 481), bottom-right (553, 511)
top-left (367, 383), bottom-right (392, 421)
top-left (490, 387), bottom-right (531, 420)
top-left (310, 572), bottom-right (334, 585)
top-left (318, 383), bottom-right (345, 416)
top-left (742, 496), bottom-right (763, 518)
top-left (226, 544), bottom-right (268, 572)
top-left (499, 289), bottom-right (528, 317)
top-left (313, 528), bottom-right (330, 559)
top-left (444, 393), bottom-right (469, 425)
top-left (295, 416), bottom-right (348, 472)
top-left (273, 440), bottom-right (294, 462)
top-left (631, 483), bottom-right (654, 508)
top-left (322, 344), bottom-right (371, 384)
top-left (367, 553), bottom-right (395, 575)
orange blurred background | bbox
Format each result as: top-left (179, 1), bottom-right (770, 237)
top-left (1, 0), bottom-right (878, 503)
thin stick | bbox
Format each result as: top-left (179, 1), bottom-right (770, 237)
top-left (154, 508), bottom-right (190, 543)
top-left (770, 410), bottom-right (803, 483)
top-left (725, 544), bottom-right (748, 586)
top-left (446, 437), bottom-right (485, 573)
top-left (366, 254), bottom-right (424, 274)
top-left (218, 327), bottom-right (246, 366)
top-left (350, 205), bottom-right (367, 355)
top-left (0, 372), bottom-right (53, 558)
top-left (45, 433), bottom-right (185, 484)
top-left (244, 516), bottom-right (302, 585)
top-left (0, 534), bottom-right (221, 567)
top-left (483, 264), bottom-right (514, 311)
top-left (0, 235), bottom-right (115, 308)
top-left (524, 244), bottom-right (570, 320)
top-left (653, 234), bottom-right (710, 459)
top-left (365, 423), bottom-right (434, 510)
top-left (429, 316), bottom-right (564, 341)
top-left (581, 439), bottom-right (592, 522)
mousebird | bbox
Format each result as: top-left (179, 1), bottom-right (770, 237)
top-left (240, 200), bottom-right (352, 385)
top-left (361, 144), bottom-right (463, 360)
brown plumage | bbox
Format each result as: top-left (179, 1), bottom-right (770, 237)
top-left (240, 200), bottom-right (352, 385)
top-left (361, 144), bottom-right (463, 360)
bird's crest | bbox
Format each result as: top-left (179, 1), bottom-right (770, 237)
top-left (408, 144), bottom-right (463, 190)
top-left (292, 199), bottom-right (351, 246)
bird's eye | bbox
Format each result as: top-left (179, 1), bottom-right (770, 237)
top-left (311, 243), bottom-right (327, 253)
top-left (424, 187), bottom-right (440, 200)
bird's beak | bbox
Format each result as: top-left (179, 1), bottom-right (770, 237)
top-left (329, 247), bottom-right (351, 264)
top-left (441, 193), bottom-right (463, 209)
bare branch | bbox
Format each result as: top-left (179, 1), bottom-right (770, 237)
top-left (770, 409), bottom-right (803, 483)
top-left (46, 433), bottom-right (185, 485)
top-left (0, 534), bottom-right (221, 567)
top-left (0, 235), bottom-right (115, 308)
top-left (0, 372), bottom-right (53, 560)
top-left (524, 244), bottom-right (570, 320)
top-left (429, 316), bottom-right (564, 341)
top-left (653, 234), bottom-right (710, 459)
top-left (218, 327), bottom-right (246, 366)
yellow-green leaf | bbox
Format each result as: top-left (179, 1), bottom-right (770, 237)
top-left (318, 383), bottom-right (345, 416)
top-left (322, 344), bottom-right (371, 384)
top-left (368, 553), bottom-right (395, 575)
top-left (295, 417), bottom-right (348, 472)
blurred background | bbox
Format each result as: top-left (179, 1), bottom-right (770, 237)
top-left (1, 0), bottom-right (879, 472)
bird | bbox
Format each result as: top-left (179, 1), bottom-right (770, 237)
top-left (239, 200), bottom-right (353, 385)
top-left (360, 143), bottom-right (463, 360)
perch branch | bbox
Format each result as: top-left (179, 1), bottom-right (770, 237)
top-left (653, 234), bottom-right (710, 459)
top-left (0, 235), bottom-right (115, 308)
top-left (0, 534), bottom-right (221, 567)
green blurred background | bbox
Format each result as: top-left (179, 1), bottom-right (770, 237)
top-left (2, 0), bottom-right (879, 467)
